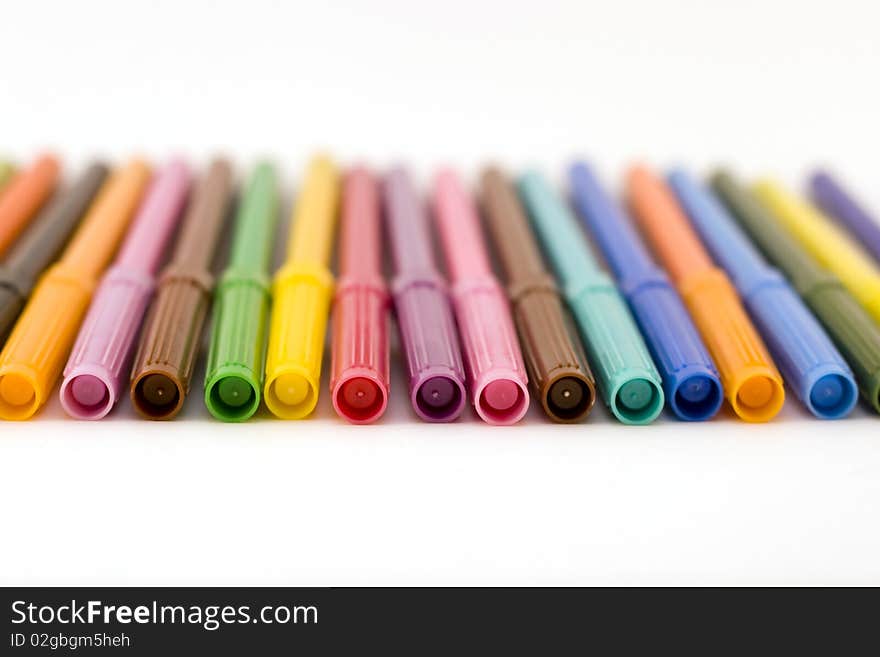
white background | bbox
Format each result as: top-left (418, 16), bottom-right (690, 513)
top-left (2, 0), bottom-right (879, 585)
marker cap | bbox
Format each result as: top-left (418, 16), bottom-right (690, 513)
top-left (330, 275), bottom-right (389, 423)
top-left (59, 266), bottom-right (157, 419)
top-left (203, 268), bottom-right (270, 421)
top-left (566, 274), bottom-right (666, 424)
top-left (263, 262), bottom-right (334, 419)
top-left (680, 268), bottom-right (785, 422)
top-left (392, 272), bottom-right (467, 422)
top-left (508, 276), bottom-right (596, 421)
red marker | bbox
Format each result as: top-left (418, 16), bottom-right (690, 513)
top-left (330, 167), bottom-right (390, 423)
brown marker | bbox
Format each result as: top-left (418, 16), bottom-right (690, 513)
top-left (480, 167), bottom-right (596, 422)
top-left (129, 159), bottom-right (233, 419)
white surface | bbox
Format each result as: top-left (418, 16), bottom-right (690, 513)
top-left (2, 0), bottom-right (880, 586)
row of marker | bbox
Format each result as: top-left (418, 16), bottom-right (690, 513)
top-left (0, 155), bottom-right (878, 424)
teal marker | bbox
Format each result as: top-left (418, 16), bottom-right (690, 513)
top-left (518, 171), bottom-right (664, 424)
top-left (204, 163), bottom-right (279, 421)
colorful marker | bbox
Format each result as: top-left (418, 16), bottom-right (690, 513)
top-left (383, 168), bottom-right (466, 422)
top-left (626, 166), bottom-right (783, 422)
top-left (0, 159), bottom-right (150, 420)
top-left (129, 159), bottom-right (232, 420)
top-left (433, 169), bottom-right (528, 424)
top-left (480, 166), bottom-right (596, 423)
top-left (518, 171), bottom-right (664, 425)
top-left (670, 170), bottom-right (856, 419)
top-left (203, 163), bottom-right (278, 422)
top-left (59, 161), bottom-right (191, 419)
top-left (752, 180), bottom-right (880, 326)
top-left (714, 172), bottom-right (880, 413)
top-left (263, 156), bottom-right (340, 419)
top-left (809, 171), bottom-right (880, 263)
top-left (568, 162), bottom-right (721, 421)
top-left (0, 154), bottom-right (61, 258)
top-left (0, 163), bottom-right (108, 340)
top-left (330, 167), bottom-right (390, 424)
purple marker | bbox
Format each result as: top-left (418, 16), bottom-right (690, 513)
top-left (383, 167), bottom-right (467, 422)
top-left (810, 170), bottom-right (880, 263)
top-left (59, 160), bottom-right (191, 419)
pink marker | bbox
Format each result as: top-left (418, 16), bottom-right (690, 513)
top-left (59, 160), bottom-right (191, 419)
top-left (432, 169), bottom-right (529, 424)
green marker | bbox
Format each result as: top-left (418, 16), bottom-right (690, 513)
top-left (517, 171), bottom-right (664, 424)
top-left (204, 163), bottom-right (279, 421)
top-left (713, 171), bottom-right (880, 413)
top-left (0, 162), bottom-right (15, 191)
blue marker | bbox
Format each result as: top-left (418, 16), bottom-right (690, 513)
top-left (569, 162), bottom-right (722, 421)
top-left (669, 169), bottom-right (857, 419)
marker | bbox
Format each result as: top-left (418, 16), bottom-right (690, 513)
top-left (0, 163), bottom-right (108, 341)
top-left (330, 167), bottom-right (389, 424)
top-left (669, 170), bottom-right (856, 419)
top-left (203, 164), bottom-right (278, 422)
top-left (480, 167), bottom-right (596, 422)
top-left (433, 169), bottom-right (528, 424)
top-left (714, 172), bottom-right (880, 414)
top-left (382, 168), bottom-right (466, 422)
top-left (0, 159), bottom-right (150, 420)
top-left (0, 162), bottom-right (14, 190)
top-left (568, 162), bottom-right (721, 421)
top-left (263, 156), bottom-right (340, 419)
top-left (518, 171), bottom-right (664, 425)
top-left (0, 154), bottom-right (61, 258)
top-left (809, 171), bottom-right (880, 263)
top-left (752, 180), bottom-right (880, 326)
top-left (626, 166), bottom-right (784, 422)
top-left (59, 161), bottom-right (191, 420)
top-left (129, 159), bottom-right (233, 420)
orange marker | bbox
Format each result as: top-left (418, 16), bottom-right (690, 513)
top-left (0, 154), bottom-right (61, 257)
top-left (626, 165), bottom-right (784, 421)
top-left (0, 159), bottom-right (150, 420)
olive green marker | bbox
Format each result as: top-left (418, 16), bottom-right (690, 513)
top-left (713, 171), bottom-right (880, 412)
top-left (204, 163), bottom-right (279, 421)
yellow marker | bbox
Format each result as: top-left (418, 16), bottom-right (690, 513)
top-left (264, 155), bottom-right (341, 419)
top-left (0, 159), bottom-right (150, 420)
top-left (753, 180), bottom-right (880, 326)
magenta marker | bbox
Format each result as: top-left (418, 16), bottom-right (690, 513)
top-left (59, 160), bottom-right (191, 419)
top-left (433, 169), bottom-right (529, 424)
